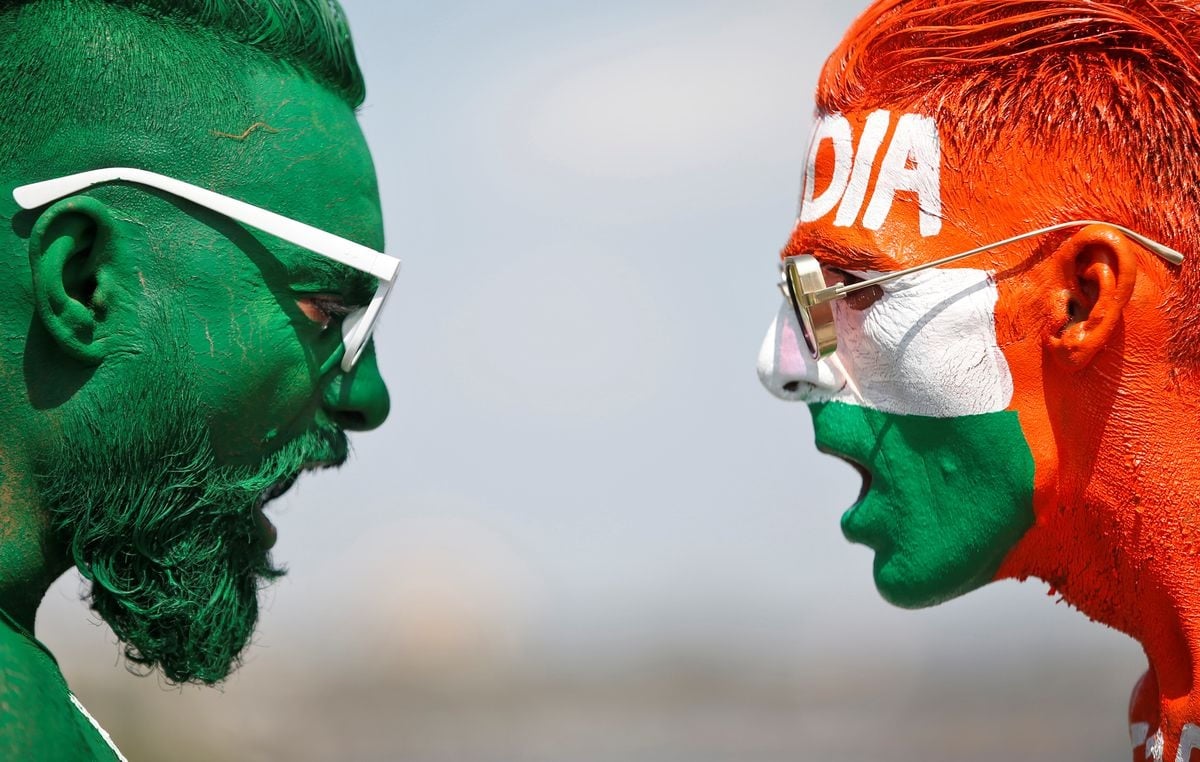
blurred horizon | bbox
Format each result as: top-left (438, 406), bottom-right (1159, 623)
top-left (35, 2), bottom-right (1144, 760)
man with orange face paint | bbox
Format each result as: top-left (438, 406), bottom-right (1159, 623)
top-left (758, 2), bottom-right (1200, 760)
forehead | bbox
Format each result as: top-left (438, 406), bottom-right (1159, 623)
top-left (203, 67), bottom-right (385, 277)
top-left (787, 109), bottom-right (1033, 272)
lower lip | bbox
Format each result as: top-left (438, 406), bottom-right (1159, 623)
top-left (256, 507), bottom-right (277, 549)
top-left (850, 461), bottom-right (872, 502)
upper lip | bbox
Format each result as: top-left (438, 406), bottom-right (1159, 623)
top-left (261, 474), bottom-right (298, 505)
top-left (301, 459), bottom-right (341, 471)
top-left (258, 459), bottom-right (344, 509)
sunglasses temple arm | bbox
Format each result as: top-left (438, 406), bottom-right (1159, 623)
top-left (812, 220), bottom-right (1185, 305)
top-left (15, 168), bottom-right (403, 282)
top-left (320, 345), bottom-right (348, 377)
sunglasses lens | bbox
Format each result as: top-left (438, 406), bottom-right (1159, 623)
top-left (782, 256), bottom-right (838, 359)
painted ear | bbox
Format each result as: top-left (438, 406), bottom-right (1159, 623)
top-left (1045, 224), bottom-right (1139, 371)
top-left (28, 197), bottom-right (123, 365)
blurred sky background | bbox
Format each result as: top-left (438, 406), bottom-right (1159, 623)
top-left (36, 1), bottom-right (1145, 760)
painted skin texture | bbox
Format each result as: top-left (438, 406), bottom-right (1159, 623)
top-left (812, 403), bottom-right (1034, 609)
top-left (0, 1), bottom-right (388, 758)
top-left (759, 7), bottom-right (1200, 752)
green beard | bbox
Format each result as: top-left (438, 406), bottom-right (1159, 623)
top-left (35, 351), bottom-right (346, 685)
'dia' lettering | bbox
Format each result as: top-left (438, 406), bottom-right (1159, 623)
top-left (799, 115), bottom-right (853, 224)
top-left (833, 110), bottom-right (890, 228)
top-left (799, 111), bottom-right (943, 237)
top-left (862, 113), bottom-right (942, 236)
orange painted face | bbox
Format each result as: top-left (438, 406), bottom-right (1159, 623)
top-left (760, 107), bottom-right (1184, 617)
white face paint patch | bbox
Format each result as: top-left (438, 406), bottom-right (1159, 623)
top-left (758, 267), bottom-right (1013, 418)
top-left (799, 110), bottom-right (943, 237)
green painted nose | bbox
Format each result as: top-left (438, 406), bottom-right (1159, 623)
top-left (323, 343), bottom-right (389, 431)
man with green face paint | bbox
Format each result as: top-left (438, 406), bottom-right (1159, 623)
top-left (0, 1), bottom-right (393, 757)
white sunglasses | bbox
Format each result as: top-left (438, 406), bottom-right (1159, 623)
top-left (13, 167), bottom-right (401, 372)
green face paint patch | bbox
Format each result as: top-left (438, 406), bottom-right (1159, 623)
top-left (809, 401), bottom-right (1036, 608)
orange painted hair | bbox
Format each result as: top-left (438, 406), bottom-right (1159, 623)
top-left (818, 0), bottom-right (1200, 357)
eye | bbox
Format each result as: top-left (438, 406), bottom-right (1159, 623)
top-left (297, 295), bottom-right (355, 330)
top-left (822, 266), bottom-right (883, 312)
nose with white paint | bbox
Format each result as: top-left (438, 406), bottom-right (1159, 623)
top-left (757, 300), bottom-right (846, 402)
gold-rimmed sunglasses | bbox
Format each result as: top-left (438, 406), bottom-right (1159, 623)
top-left (779, 220), bottom-right (1185, 360)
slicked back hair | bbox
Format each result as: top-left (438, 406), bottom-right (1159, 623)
top-left (102, 0), bottom-right (365, 107)
top-left (819, 1), bottom-right (1200, 361)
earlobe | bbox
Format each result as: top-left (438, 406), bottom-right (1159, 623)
top-left (1045, 224), bottom-right (1139, 371)
top-left (28, 197), bottom-right (119, 365)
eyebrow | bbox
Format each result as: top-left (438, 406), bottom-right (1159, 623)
top-left (284, 248), bottom-right (380, 302)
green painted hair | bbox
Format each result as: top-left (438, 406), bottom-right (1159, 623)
top-left (106, 0), bottom-right (365, 106)
top-left (4, 0), bottom-right (365, 106)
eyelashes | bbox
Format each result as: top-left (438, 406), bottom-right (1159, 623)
top-left (823, 266), bottom-right (885, 311)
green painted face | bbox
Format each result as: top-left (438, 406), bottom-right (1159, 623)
top-left (12, 59), bottom-right (391, 683)
top-left (133, 67), bottom-right (391, 465)
top-left (810, 402), bottom-right (1035, 608)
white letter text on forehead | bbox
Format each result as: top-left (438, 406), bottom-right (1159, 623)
top-left (799, 111), bottom-right (943, 238)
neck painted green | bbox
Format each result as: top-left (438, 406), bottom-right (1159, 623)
top-left (0, 456), bottom-right (69, 634)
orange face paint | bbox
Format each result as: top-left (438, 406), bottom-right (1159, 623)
top-left (761, 3), bottom-right (1200, 760)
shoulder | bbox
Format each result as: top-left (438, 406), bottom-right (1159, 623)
top-left (0, 623), bottom-right (97, 757)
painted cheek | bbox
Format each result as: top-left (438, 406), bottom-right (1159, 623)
top-left (832, 269), bottom-right (1013, 417)
top-left (246, 321), bottom-right (320, 425)
top-left (987, 282), bottom-right (1061, 520)
top-left (202, 311), bottom-right (322, 463)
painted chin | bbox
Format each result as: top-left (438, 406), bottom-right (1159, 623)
top-left (823, 455), bottom-right (955, 608)
top-left (872, 553), bottom-right (936, 610)
top-left (854, 510), bottom-right (950, 610)
top-left (870, 547), bottom-right (981, 610)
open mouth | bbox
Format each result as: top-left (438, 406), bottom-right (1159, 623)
top-left (848, 460), bottom-right (872, 503)
top-left (253, 462), bottom-right (342, 549)
top-left (258, 474), bottom-right (299, 508)
top-left (816, 445), bottom-right (873, 503)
